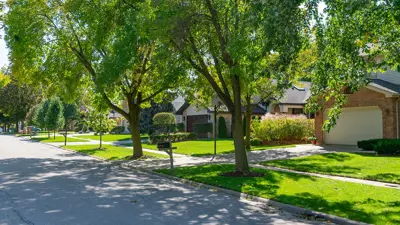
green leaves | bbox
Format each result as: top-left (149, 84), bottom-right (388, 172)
top-left (45, 97), bottom-right (65, 130)
top-left (308, 0), bottom-right (399, 130)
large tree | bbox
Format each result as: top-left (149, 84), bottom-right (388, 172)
top-left (4, 0), bottom-right (183, 158)
top-left (306, 0), bottom-right (399, 130)
top-left (158, 0), bottom-right (311, 173)
top-left (0, 79), bottom-right (39, 132)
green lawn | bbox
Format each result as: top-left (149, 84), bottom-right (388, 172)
top-left (64, 145), bottom-right (169, 160)
top-left (156, 164), bottom-right (400, 225)
top-left (261, 152), bottom-right (400, 184)
top-left (77, 134), bottom-right (148, 142)
top-left (31, 136), bottom-right (88, 143)
top-left (136, 139), bottom-right (295, 156)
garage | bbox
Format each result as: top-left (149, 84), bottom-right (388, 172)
top-left (324, 106), bottom-right (383, 145)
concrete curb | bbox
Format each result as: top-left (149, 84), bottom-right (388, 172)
top-left (121, 164), bottom-right (370, 225)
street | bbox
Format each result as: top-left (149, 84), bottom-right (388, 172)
top-left (0, 135), bottom-right (321, 225)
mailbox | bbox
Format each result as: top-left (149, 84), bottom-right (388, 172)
top-left (157, 142), bottom-right (171, 149)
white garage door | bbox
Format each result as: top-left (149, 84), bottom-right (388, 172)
top-left (324, 106), bottom-right (383, 145)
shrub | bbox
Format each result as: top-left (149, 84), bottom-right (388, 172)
top-left (176, 123), bottom-right (184, 132)
top-left (251, 113), bottom-right (314, 142)
top-left (153, 112), bottom-right (176, 125)
top-left (357, 139), bottom-right (381, 150)
top-left (218, 116), bottom-right (228, 138)
top-left (149, 132), bottom-right (196, 144)
top-left (111, 126), bottom-right (125, 134)
top-left (193, 123), bottom-right (213, 134)
top-left (358, 138), bottom-right (400, 155)
top-left (250, 138), bottom-right (262, 146)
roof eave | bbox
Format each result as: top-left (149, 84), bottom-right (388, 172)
top-left (367, 83), bottom-right (400, 97)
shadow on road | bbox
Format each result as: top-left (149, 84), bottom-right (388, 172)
top-left (0, 155), bottom-right (311, 225)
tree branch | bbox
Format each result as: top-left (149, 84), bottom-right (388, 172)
top-left (139, 87), bottom-right (166, 103)
top-left (204, 0), bottom-right (233, 66)
top-left (101, 92), bottom-right (130, 119)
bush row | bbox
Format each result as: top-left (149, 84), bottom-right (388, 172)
top-left (358, 138), bottom-right (400, 155)
top-left (110, 126), bottom-right (126, 134)
top-left (149, 132), bottom-right (196, 144)
top-left (251, 113), bottom-right (314, 142)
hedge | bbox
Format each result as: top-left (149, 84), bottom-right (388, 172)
top-left (193, 123), bottom-right (213, 134)
top-left (149, 132), bottom-right (196, 144)
top-left (251, 113), bottom-right (314, 142)
top-left (153, 112), bottom-right (176, 125)
top-left (110, 126), bottom-right (125, 134)
top-left (358, 138), bottom-right (400, 155)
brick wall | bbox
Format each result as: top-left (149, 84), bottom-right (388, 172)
top-left (315, 87), bottom-right (399, 144)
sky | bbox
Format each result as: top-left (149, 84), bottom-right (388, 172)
top-left (0, 28), bottom-right (8, 68)
top-left (0, 2), bottom-right (326, 70)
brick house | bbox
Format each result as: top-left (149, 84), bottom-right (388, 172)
top-left (315, 69), bottom-right (400, 145)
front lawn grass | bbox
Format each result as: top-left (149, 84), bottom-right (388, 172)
top-left (156, 164), bottom-right (400, 225)
top-left (77, 134), bottom-right (148, 142)
top-left (64, 145), bottom-right (169, 160)
top-left (133, 139), bottom-right (295, 156)
top-left (261, 152), bottom-right (400, 184)
top-left (31, 136), bottom-right (88, 143)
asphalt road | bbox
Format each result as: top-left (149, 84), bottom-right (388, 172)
top-left (0, 135), bottom-right (321, 225)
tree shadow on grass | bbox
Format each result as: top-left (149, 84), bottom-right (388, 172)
top-left (159, 164), bottom-right (400, 224)
top-left (264, 153), bottom-right (361, 175)
top-left (365, 173), bottom-right (400, 184)
top-left (275, 192), bottom-right (400, 225)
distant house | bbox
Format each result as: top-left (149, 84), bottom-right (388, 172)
top-left (315, 69), bottom-right (400, 145)
top-left (268, 81), bottom-right (312, 116)
top-left (175, 101), bottom-right (267, 137)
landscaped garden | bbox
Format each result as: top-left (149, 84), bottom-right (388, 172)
top-left (260, 152), bottom-right (400, 184)
top-left (156, 164), bottom-right (400, 225)
top-left (31, 136), bottom-right (88, 143)
top-left (64, 145), bottom-right (168, 160)
top-left (77, 134), bottom-right (148, 142)
top-left (124, 139), bottom-right (296, 156)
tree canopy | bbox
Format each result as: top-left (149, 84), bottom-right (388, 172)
top-left (156, 0), bottom-right (313, 173)
top-left (4, 0), bottom-right (184, 158)
top-left (307, 0), bottom-right (400, 130)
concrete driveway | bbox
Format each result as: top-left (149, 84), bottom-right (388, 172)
top-left (0, 135), bottom-right (325, 225)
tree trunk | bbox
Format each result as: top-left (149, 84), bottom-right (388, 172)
top-left (54, 130), bottom-right (56, 139)
top-left (48, 130), bottom-right (50, 139)
top-left (245, 95), bottom-right (252, 150)
top-left (15, 121), bottom-right (18, 133)
top-left (231, 75), bottom-right (250, 173)
top-left (128, 104), bottom-right (143, 158)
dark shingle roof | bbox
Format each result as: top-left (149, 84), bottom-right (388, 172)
top-left (175, 102), bottom-right (190, 115)
top-left (278, 82), bottom-right (311, 105)
top-left (369, 79), bottom-right (400, 94)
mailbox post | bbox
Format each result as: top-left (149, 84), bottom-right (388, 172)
top-left (157, 142), bottom-right (177, 172)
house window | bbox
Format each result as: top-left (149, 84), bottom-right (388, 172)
top-left (183, 116), bottom-right (186, 121)
top-left (292, 108), bottom-right (304, 114)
